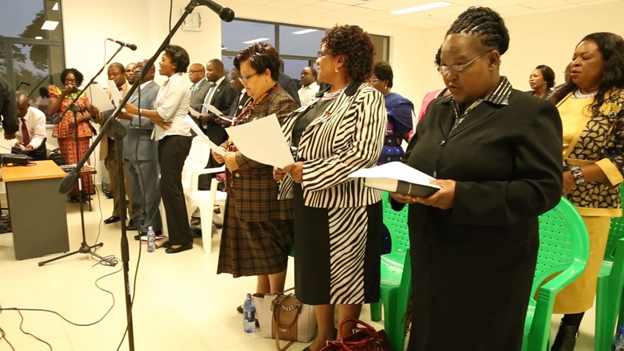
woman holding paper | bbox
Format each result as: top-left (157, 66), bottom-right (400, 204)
top-left (275, 25), bottom-right (386, 351)
top-left (124, 45), bottom-right (193, 254)
top-left (48, 68), bottom-right (95, 202)
top-left (212, 43), bottom-right (298, 298)
top-left (390, 8), bottom-right (563, 350)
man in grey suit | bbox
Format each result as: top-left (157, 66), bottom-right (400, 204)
top-left (117, 59), bottom-right (162, 238)
top-left (189, 63), bottom-right (211, 114)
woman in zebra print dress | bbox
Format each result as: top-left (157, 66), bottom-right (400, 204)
top-left (275, 25), bottom-right (387, 351)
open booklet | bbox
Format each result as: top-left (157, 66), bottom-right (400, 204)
top-left (348, 161), bottom-right (440, 197)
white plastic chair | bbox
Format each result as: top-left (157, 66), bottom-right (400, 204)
top-left (185, 166), bottom-right (227, 253)
top-left (159, 136), bottom-right (212, 237)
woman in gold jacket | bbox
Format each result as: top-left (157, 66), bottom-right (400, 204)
top-left (550, 32), bottom-right (624, 351)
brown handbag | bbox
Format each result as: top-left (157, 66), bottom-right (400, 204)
top-left (320, 318), bottom-right (391, 351)
top-left (253, 288), bottom-right (317, 351)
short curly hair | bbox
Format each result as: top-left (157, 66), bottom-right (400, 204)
top-left (234, 43), bottom-right (281, 82)
top-left (322, 25), bottom-right (375, 82)
top-left (372, 62), bottom-right (394, 88)
top-left (61, 68), bottom-right (84, 86)
top-left (446, 7), bottom-right (510, 55)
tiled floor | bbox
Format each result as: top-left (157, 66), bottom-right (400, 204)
top-left (0, 192), bottom-right (601, 350)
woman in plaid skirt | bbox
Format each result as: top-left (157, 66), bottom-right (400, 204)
top-left (213, 43), bottom-right (297, 296)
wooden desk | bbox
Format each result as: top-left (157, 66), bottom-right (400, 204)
top-left (3, 160), bottom-right (69, 260)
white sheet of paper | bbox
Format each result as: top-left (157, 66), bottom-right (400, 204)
top-left (106, 80), bottom-right (122, 107)
top-left (188, 106), bottom-right (201, 117)
top-left (348, 161), bottom-right (440, 189)
top-left (86, 84), bottom-right (114, 112)
top-left (412, 110), bottom-right (418, 133)
top-left (202, 104), bottom-right (224, 117)
top-left (225, 114), bottom-right (293, 168)
top-left (184, 115), bottom-right (226, 156)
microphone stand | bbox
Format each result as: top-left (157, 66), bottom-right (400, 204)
top-left (27, 74), bottom-right (52, 99)
top-left (39, 46), bottom-right (125, 266)
top-left (39, 44), bottom-right (124, 266)
top-left (39, 2), bottom-right (229, 350)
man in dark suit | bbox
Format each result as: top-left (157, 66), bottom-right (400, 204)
top-left (188, 63), bottom-right (211, 114)
top-left (278, 72), bottom-right (301, 106)
top-left (197, 59), bottom-right (237, 190)
top-left (227, 68), bottom-right (251, 118)
top-left (198, 59), bottom-right (236, 145)
top-left (117, 60), bottom-right (162, 239)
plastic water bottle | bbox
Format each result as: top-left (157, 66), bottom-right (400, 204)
top-left (614, 326), bottom-right (624, 350)
top-left (147, 226), bottom-right (156, 253)
top-left (243, 293), bottom-right (256, 333)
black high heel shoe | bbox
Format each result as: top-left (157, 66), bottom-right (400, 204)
top-left (165, 242), bottom-right (193, 254)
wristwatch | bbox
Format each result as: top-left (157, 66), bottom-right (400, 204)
top-left (570, 166), bottom-right (585, 185)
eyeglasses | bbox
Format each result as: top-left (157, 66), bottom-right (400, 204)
top-left (368, 78), bottom-right (379, 83)
top-left (239, 72), bottom-right (259, 82)
top-left (188, 70), bottom-right (202, 74)
top-left (437, 51), bottom-right (490, 75)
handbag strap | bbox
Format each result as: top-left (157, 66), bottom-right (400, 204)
top-left (273, 304), bottom-right (297, 351)
top-left (337, 318), bottom-right (380, 341)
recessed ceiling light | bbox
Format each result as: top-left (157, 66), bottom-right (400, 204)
top-left (41, 20), bottom-right (59, 31)
top-left (35, 36), bottom-right (43, 40)
top-left (242, 37), bottom-right (270, 44)
top-left (292, 29), bottom-right (318, 35)
top-left (52, 2), bottom-right (58, 10)
top-left (390, 1), bottom-right (451, 15)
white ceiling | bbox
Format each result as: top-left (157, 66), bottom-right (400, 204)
top-left (232, 0), bottom-right (621, 28)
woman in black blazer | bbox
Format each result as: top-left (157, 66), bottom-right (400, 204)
top-left (392, 7), bottom-right (563, 350)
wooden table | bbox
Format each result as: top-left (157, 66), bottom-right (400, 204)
top-left (3, 160), bottom-right (70, 260)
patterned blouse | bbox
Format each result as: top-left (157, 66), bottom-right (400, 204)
top-left (559, 88), bottom-right (624, 217)
top-left (49, 85), bottom-right (93, 139)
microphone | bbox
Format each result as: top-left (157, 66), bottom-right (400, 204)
top-left (107, 38), bottom-right (137, 51)
top-left (195, 0), bottom-right (235, 22)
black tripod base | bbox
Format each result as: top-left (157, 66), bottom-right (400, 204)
top-left (37, 242), bottom-right (114, 267)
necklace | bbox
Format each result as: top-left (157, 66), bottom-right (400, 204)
top-left (573, 89), bottom-right (598, 99)
top-left (321, 87), bottom-right (346, 101)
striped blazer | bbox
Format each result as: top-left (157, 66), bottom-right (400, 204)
top-left (279, 82), bottom-right (387, 208)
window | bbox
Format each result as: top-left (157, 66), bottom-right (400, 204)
top-left (0, 0), bottom-right (65, 123)
top-left (222, 19), bottom-right (390, 86)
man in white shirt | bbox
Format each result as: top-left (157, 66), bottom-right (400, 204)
top-left (10, 92), bottom-right (46, 160)
top-left (298, 66), bottom-right (319, 106)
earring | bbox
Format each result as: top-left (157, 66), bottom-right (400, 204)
top-left (335, 67), bottom-right (340, 73)
top-left (384, 86), bottom-right (388, 89)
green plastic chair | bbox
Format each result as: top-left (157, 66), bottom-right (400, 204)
top-left (522, 197), bottom-right (590, 351)
top-left (370, 192), bottom-right (411, 351)
top-left (595, 214), bottom-right (624, 351)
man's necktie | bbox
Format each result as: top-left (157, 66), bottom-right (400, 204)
top-left (20, 118), bottom-right (30, 146)
top-left (201, 85), bottom-right (216, 114)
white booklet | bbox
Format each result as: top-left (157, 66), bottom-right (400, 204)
top-left (348, 161), bottom-right (440, 197)
top-left (184, 115), bottom-right (226, 156)
top-left (85, 83), bottom-right (114, 112)
top-left (106, 80), bottom-right (122, 107)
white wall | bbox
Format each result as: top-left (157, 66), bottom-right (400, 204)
top-left (58, 0), bottom-right (222, 182)
top-left (417, 2), bottom-right (624, 111)
top-left (218, 0), bottom-right (427, 109)
top-left (49, 0), bottom-right (624, 185)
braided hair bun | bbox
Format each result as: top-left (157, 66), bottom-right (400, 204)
top-left (446, 7), bottom-right (510, 55)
